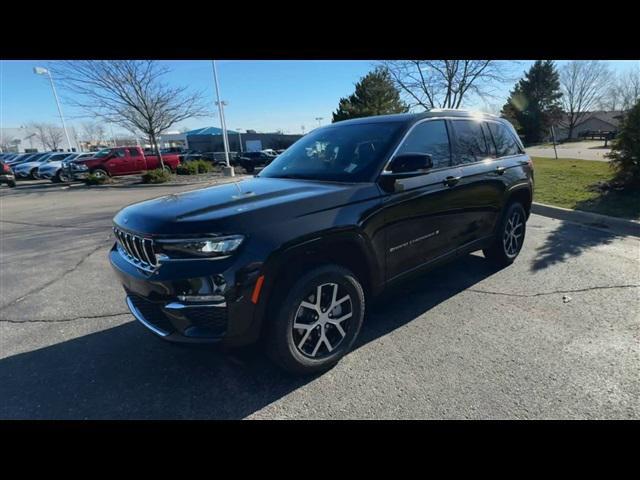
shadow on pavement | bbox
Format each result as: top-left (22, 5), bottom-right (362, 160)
top-left (530, 219), bottom-right (618, 271)
top-left (0, 254), bottom-right (502, 419)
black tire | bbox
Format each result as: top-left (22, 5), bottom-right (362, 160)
top-left (30, 168), bottom-right (39, 179)
top-left (58, 170), bottom-right (71, 183)
top-left (8, 180), bottom-right (16, 188)
top-left (483, 201), bottom-right (527, 267)
top-left (265, 264), bottom-right (365, 375)
top-left (51, 172), bottom-right (62, 183)
top-left (163, 165), bottom-right (172, 174)
top-left (92, 168), bottom-right (108, 178)
top-left (244, 164), bottom-right (255, 174)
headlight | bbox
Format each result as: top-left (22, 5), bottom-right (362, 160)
top-left (73, 163), bottom-right (88, 171)
top-left (155, 235), bottom-right (244, 259)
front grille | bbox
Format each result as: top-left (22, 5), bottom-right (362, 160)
top-left (184, 306), bottom-right (227, 334)
top-left (127, 294), bottom-right (174, 334)
top-left (113, 226), bottom-right (158, 272)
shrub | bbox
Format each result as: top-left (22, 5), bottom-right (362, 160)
top-left (84, 173), bottom-right (111, 185)
top-left (176, 160), bottom-right (211, 175)
top-left (607, 99), bottom-right (640, 187)
top-left (141, 168), bottom-right (172, 184)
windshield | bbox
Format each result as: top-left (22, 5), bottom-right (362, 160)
top-left (92, 148), bottom-right (112, 159)
top-left (258, 122), bottom-right (404, 182)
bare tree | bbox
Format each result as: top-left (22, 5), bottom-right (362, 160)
top-left (52, 60), bottom-right (209, 168)
top-left (0, 134), bottom-right (19, 152)
top-left (30, 122), bottom-right (64, 151)
top-left (598, 67), bottom-right (640, 112)
top-left (380, 60), bottom-right (517, 110)
top-left (560, 61), bottom-right (612, 139)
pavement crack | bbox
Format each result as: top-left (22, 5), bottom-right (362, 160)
top-left (464, 284), bottom-right (640, 298)
top-left (0, 240), bottom-right (113, 310)
top-left (0, 311), bottom-right (130, 324)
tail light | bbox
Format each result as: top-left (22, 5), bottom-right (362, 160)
top-left (2, 163), bottom-right (10, 173)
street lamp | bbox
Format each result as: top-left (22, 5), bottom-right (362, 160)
top-left (34, 66), bottom-right (73, 152)
top-left (211, 60), bottom-right (234, 177)
top-left (236, 128), bottom-right (243, 153)
top-left (315, 117), bottom-right (324, 127)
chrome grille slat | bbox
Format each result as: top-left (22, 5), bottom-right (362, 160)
top-left (113, 226), bottom-right (158, 272)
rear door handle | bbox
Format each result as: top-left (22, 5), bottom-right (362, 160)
top-left (444, 176), bottom-right (461, 187)
top-left (495, 166), bottom-right (506, 175)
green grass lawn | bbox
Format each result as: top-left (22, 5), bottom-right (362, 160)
top-left (532, 157), bottom-right (640, 220)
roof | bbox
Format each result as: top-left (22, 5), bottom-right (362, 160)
top-left (184, 126), bottom-right (238, 136)
top-left (558, 110), bottom-right (625, 128)
top-left (328, 109), bottom-right (502, 127)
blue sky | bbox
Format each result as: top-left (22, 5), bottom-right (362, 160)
top-left (1, 60), bottom-right (639, 136)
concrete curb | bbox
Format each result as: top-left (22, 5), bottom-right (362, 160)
top-left (532, 202), bottom-right (640, 238)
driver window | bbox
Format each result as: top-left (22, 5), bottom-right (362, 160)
top-left (396, 120), bottom-right (452, 168)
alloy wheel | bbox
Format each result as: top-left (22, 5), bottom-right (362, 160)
top-left (292, 282), bottom-right (353, 359)
top-left (503, 210), bottom-right (524, 258)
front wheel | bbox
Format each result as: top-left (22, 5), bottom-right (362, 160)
top-left (265, 265), bottom-right (365, 375)
top-left (91, 169), bottom-right (108, 179)
top-left (57, 170), bottom-right (70, 183)
top-left (30, 168), bottom-right (40, 179)
top-left (483, 202), bottom-right (527, 266)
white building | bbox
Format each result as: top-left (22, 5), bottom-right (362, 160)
top-left (0, 126), bottom-right (81, 153)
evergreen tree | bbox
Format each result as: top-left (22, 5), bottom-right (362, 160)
top-left (608, 99), bottom-right (640, 186)
top-left (501, 60), bottom-right (563, 145)
top-left (332, 68), bottom-right (409, 122)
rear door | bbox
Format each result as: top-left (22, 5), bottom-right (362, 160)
top-left (381, 119), bottom-right (466, 281)
top-left (447, 119), bottom-right (505, 247)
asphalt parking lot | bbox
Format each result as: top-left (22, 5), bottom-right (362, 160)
top-left (1, 179), bottom-right (638, 419)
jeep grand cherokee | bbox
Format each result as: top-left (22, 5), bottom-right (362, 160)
top-left (110, 110), bottom-right (533, 374)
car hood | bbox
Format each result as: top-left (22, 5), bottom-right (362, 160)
top-left (114, 177), bottom-right (381, 236)
top-left (15, 161), bottom-right (41, 171)
top-left (39, 161), bottom-right (62, 170)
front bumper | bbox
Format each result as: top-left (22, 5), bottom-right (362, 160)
top-left (110, 244), bottom-right (264, 346)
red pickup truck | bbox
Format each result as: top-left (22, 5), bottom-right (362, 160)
top-left (66, 146), bottom-right (181, 180)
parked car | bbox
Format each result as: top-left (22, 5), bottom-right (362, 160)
top-left (109, 110), bottom-right (533, 374)
top-left (66, 146), bottom-right (181, 180)
top-left (39, 152), bottom-right (95, 183)
top-left (0, 160), bottom-right (16, 188)
top-left (7, 152), bottom-right (41, 167)
top-left (13, 152), bottom-right (61, 179)
top-left (236, 150), bottom-right (278, 173)
top-left (31, 152), bottom-right (73, 179)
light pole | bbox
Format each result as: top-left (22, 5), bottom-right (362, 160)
top-left (34, 66), bottom-right (73, 152)
top-left (315, 117), bottom-right (324, 128)
top-left (211, 60), bottom-right (234, 176)
top-left (236, 128), bottom-right (243, 153)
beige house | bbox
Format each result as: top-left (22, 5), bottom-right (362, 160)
top-left (554, 110), bottom-right (624, 141)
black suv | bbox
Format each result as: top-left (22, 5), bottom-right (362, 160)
top-left (237, 150), bottom-right (278, 173)
top-left (110, 110), bottom-right (533, 374)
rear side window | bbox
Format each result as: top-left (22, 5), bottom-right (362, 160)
top-left (451, 120), bottom-right (489, 165)
top-left (396, 120), bottom-right (451, 168)
top-left (127, 148), bottom-right (141, 157)
top-left (486, 122), bottom-right (521, 157)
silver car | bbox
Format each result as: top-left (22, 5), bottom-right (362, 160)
top-left (39, 152), bottom-right (94, 182)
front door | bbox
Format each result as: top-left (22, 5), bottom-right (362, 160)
top-left (105, 149), bottom-right (133, 175)
top-left (381, 119), bottom-right (467, 282)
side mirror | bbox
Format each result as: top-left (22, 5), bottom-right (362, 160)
top-left (387, 153), bottom-right (433, 174)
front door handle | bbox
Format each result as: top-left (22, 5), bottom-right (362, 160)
top-left (444, 176), bottom-right (461, 187)
top-left (495, 166), bottom-right (506, 175)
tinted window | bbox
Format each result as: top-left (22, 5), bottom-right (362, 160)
top-left (396, 120), bottom-right (451, 168)
top-left (487, 122), bottom-right (521, 157)
top-left (127, 148), bottom-right (141, 157)
top-left (259, 122), bottom-right (404, 182)
top-left (113, 150), bottom-right (126, 158)
top-left (451, 120), bottom-right (489, 165)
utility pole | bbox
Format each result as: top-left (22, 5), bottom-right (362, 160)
top-left (212, 60), bottom-right (234, 177)
top-left (34, 66), bottom-right (73, 152)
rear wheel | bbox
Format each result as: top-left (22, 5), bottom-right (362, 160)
top-left (265, 264), bottom-right (365, 375)
top-left (483, 202), bottom-right (526, 266)
top-left (30, 168), bottom-right (39, 179)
